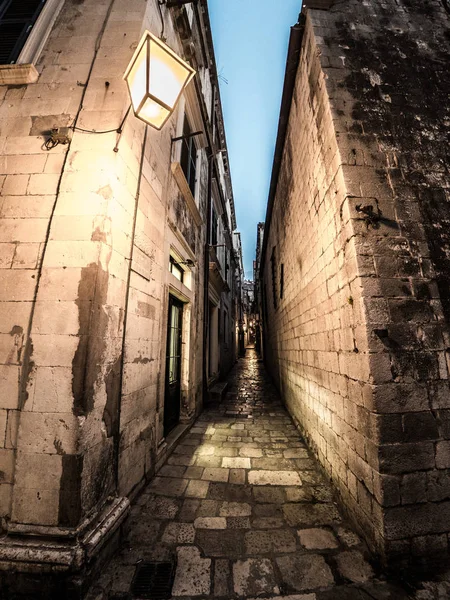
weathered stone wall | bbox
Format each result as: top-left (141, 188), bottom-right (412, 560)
top-left (262, 0), bottom-right (450, 562)
top-left (0, 0), bottom-right (119, 529)
top-left (0, 0), bottom-right (208, 534)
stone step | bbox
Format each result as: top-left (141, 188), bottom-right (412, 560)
top-left (209, 381), bottom-right (228, 402)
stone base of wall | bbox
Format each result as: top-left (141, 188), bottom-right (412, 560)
top-left (288, 405), bottom-right (450, 572)
top-left (0, 497), bottom-right (129, 599)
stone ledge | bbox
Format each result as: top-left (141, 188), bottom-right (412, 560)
top-left (0, 64), bottom-right (39, 86)
top-left (0, 496), bottom-right (129, 574)
top-left (209, 381), bottom-right (228, 402)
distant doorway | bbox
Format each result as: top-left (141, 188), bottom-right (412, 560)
top-left (164, 295), bottom-right (184, 435)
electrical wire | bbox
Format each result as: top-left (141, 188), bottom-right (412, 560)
top-left (72, 104), bottom-right (132, 135)
top-left (45, 105), bottom-right (132, 149)
top-left (73, 126), bottom-right (119, 134)
top-left (44, 137), bottom-right (60, 150)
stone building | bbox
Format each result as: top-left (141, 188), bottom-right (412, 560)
top-left (242, 279), bottom-right (255, 347)
top-left (254, 221), bottom-right (264, 354)
top-left (0, 0), bottom-right (240, 593)
top-left (233, 230), bottom-right (246, 356)
top-left (260, 0), bottom-right (450, 564)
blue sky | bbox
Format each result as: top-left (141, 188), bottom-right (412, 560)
top-left (209, 0), bottom-right (302, 279)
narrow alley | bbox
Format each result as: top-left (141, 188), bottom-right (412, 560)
top-left (86, 350), bottom-right (412, 600)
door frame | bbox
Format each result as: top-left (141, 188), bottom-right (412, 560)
top-left (164, 294), bottom-right (184, 436)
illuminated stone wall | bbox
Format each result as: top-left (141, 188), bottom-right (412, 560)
top-left (0, 0), bottom-right (237, 582)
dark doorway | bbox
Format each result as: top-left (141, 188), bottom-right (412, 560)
top-left (164, 295), bottom-right (183, 436)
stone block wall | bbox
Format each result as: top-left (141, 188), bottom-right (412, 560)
top-left (0, 0), bottom-right (107, 528)
top-left (262, 0), bottom-right (450, 563)
top-left (0, 0), bottom-right (207, 537)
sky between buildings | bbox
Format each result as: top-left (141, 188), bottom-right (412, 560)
top-left (209, 0), bottom-right (303, 279)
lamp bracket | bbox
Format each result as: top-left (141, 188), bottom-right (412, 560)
top-left (113, 104), bottom-right (132, 152)
top-left (161, 0), bottom-right (198, 7)
top-left (171, 130), bottom-right (203, 146)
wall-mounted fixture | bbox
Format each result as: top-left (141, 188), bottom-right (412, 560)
top-left (160, 0), bottom-right (198, 7)
top-left (171, 130), bottom-right (203, 146)
top-left (124, 31), bottom-right (195, 130)
top-left (175, 259), bottom-right (196, 267)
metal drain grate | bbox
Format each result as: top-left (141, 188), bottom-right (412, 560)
top-left (130, 562), bottom-right (175, 599)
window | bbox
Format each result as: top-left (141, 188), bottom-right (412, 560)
top-left (0, 0), bottom-right (47, 64)
top-left (211, 206), bottom-right (218, 247)
top-left (180, 115), bottom-right (197, 197)
top-left (169, 256), bottom-right (184, 283)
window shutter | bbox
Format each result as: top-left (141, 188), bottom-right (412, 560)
top-left (0, 0), bottom-right (46, 64)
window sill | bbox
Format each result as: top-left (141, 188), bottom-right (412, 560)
top-left (0, 64), bottom-right (39, 86)
top-left (171, 162), bottom-right (203, 228)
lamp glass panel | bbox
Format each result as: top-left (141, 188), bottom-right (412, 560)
top-left (149, 38), bottom-right (191, 110)
top-left (126, 41), bottom-right (147, 112)
top-left (139, 97), bottom-right (170, 129)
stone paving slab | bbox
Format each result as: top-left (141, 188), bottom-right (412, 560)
top-left (86, 349), bottom-right (425, 600)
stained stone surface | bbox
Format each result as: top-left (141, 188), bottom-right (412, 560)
top-left (277, 554), bottom-right (335, 591)
top-left (335, 551), bottom-right (375, 583)
top-left (245, 529), bottom-right (297, 554)
top-left (219, 501), bottom-right (252, 517)
top-left (214, 558), bottom-right (230, 596)
top-left (248, 469), bottom-right (302, 486)
top-left (161, 522), bottom-right (195, 544)
top-left (86, 349), bottom-right (420, 600)
top-left (298, 528), bottom-right (339, 550)
top-left (233, 558), bottom-right (280, 596)
top-left (194, 517), bottom-right (227, 529)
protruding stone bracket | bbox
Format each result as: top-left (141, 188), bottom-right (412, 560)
top-left (0, 64), bottom-right (39, 86)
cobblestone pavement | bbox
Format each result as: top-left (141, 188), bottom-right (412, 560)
top-left (86, 349), bottom-right (441, 600)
